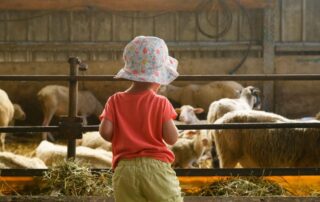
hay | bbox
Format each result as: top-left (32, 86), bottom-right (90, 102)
top-left (40, 159), bottom-right (113, 196)
top-left (197, 177), bottom-right (290, 197)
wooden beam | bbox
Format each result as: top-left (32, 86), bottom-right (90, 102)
top-left (263, 0), bottom-right (275, 112)
top-left (0, 0), bottom-right (274, 11)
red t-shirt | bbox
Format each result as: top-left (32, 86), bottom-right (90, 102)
top-left (99, 89), bottom-right (177, 169)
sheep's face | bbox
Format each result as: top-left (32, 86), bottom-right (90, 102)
top-left (251, 88), bottom-right (261, 110)
top-left (176, 105), bottom-right (204, 124)
top-left (240, 86), bottom-right (261, 110)
top-left (13, 104), bottom-right (26, 120)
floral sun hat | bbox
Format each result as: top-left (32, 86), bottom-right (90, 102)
top-left (114, 36), bottom-right (179, 85)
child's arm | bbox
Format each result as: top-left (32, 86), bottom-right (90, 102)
top-left (162, 119), bottom-right (179, 145)
top-left (99, 118), bottom-right (113, 142)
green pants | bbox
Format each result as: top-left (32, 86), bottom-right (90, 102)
top-left (112, 157), bottom-right (183, 202)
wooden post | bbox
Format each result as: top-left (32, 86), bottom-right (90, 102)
top-left (263, 0), bottom-right (275, 112)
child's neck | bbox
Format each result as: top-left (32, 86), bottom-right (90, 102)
top-left (126, 82), bottom-right (158, 93)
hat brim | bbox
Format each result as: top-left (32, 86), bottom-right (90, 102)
top-left (114, 56), bottom-right (179, 85)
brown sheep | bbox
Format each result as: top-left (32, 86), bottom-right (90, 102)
top-left (37, 85), bottom-right (103, 140)
top-left (213, 110), bottom-right (320, 168)
top-left (0, 89), bottom-right (26, 151)
top-left (158, 81), bottom-right (243, 112)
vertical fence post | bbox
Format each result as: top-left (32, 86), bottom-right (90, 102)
top-left (67, 57), bottom-right (79, 159)
top-left (263, 0), bottom-right (275, 112)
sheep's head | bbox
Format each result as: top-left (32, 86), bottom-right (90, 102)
top-left (13, 104), bottom-right (26, 120)
top-left (240, 86), bottom-right (261, 110)
top-left (175, 105), bottom-right (204, 124)
top-left (251, 87), bottom-right (261, 110)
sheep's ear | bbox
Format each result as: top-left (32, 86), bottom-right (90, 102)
top-left (175, 108), bottom-right (182, 114)
top-left (193, 108), bottom-right (204, 114)
top-left (252, 88), bottom-right (261, 96)
top-left (185, 130), bottom-right (198, 136)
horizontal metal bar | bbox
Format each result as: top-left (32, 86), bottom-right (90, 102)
top-left (0, 74), bottom-right (320, 81)
top-left (1, 168), bottom-right (320, 177)
top-left (175, 168), bottom-right (320, 176)
top-left (0, 126), bottom-right (59, 133)
top-left (1, 122), bottom-right (320, 133)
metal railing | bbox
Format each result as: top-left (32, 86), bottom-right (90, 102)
top-left (0, 56), bottom-right (320, 177)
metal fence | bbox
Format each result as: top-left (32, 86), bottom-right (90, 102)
top-left (0, 56), bottom-right (320, 177)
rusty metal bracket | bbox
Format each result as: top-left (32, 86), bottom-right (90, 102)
top-left (58, 116), bottom-right (83, 139)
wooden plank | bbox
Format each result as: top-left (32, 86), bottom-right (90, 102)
top-left (92, 12), bottom-right (112, 41)
top-left (196, 11), bottom-right (219, 41)
top-left (6, 12), bottom-right (27, 41)
top-left (154, 13), bottom-right (175, 41)
top-left (239, 9), bottom-right (263, 41)
top-left (70, 11), bottom-right (91, 41)
top-left (218, 6), bottom-right (238, 41)
top-left (0, 0), bottom-right (274, 11)
top-left (112, 12), bottom-right (133, 41)
top-left (50, 11), bottom-right (69, 41)
top-left (274, 0), bottom-right (281, 42)
top-left (262, 1), bottom-right (275, 112)
top-left (0, 12), bottom-right (6, 41)
top-left (305, 0), bottom-right (320, 42)
top-left (10, 51), bottom-right (27, 62)
top-left (281, 0), bottom-right (302, 42)
top-left (179, 12), bottom-right (196, 41)
top-left (27, 11), bottom-right (48, 41)
top-left (133, 12), bottom-right (154, 36)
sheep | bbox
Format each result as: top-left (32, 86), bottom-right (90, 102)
top-left (169, 129), bottom-right (211, 168)
top-left (158, 81), bottom-right (243, 112)
top-left (175, 105), bottom-right (205, 138)
top-left (35, 140), bottom-right (112, 168)
top-left (175, 105), bottom-right (204, 125)
top-left (207, 86), bottom-right (261, 124)
top-left (76, 131), bottom-right (112, 151)
top-left (0, 89), bottom-right (26, 151)
top-left (0, 152), bottom-right (47, 169)
top-left (174, 105), bottom-right (218, 168)
top-left (213, 110), bottom-right (320, 168)
top-left (37, 85), bottom-right (104, 141)
top-left (206, 86), bottom-right (261, 167)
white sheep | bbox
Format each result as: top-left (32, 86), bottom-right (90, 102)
top-left (0, 152), bottom-right (47, 169)
top-left (76, 131), bottom-right (112, 151)
top-left (35, 140), bottom-right (112, 168)
top-left (213, 110), bottom-right (320, 168)
top-left (158, 81), bottom-right (243, 112)
top-left (207, 86), bottom-right (261, 124)
top-left (175, 105), bottom-right (220, 167)
top-left (37, 85), bottom-right (104, 140)
top-left (169, 129), bottom-right (211, 168)
top-left (0, 89), bottom-right (26, 151)
top-left (175, 105), bottom-right (204, 125)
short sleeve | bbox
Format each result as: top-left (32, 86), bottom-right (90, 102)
top-left (99, 97), bottom-right (114, 122)
top-left (162, 98), bottom-right (177, 122)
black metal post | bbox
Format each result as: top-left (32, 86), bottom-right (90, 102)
top-left (67, 57), bottom-right (80, 159)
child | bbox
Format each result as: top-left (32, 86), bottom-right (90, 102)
top-left (99, 36), bottom-right (183, 202)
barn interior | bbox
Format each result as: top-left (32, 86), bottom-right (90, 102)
top-left (0, 0), bottom-right (320, 199)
